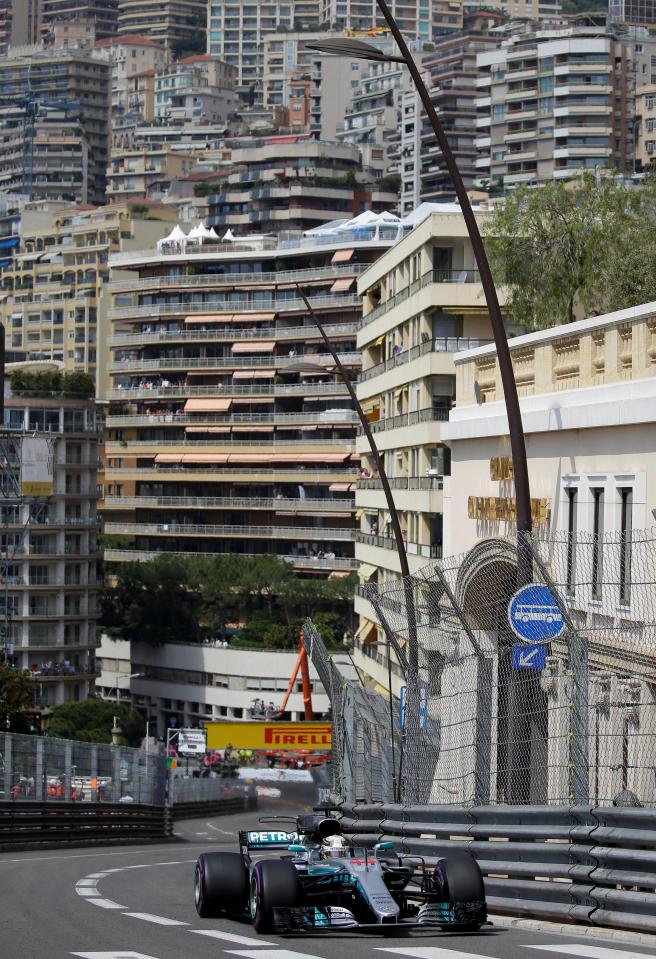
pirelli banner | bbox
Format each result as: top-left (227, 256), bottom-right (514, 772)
top-left (204, 721), bottom-right (331, 752)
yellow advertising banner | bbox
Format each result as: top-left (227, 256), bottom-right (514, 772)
top-left (204, 721), bottom-right (331, 751)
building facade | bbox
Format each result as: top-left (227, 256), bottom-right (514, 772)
top-left (1, 365), bottom-right (101, 707)
top-left (106, 146), bottom-right (200, 201)
top-left (0, 0), bottom-right (43, 52)
top-left (102, 217), bottom-right (404, 576)
top-left (118, 0), bottom-right (207, 51)
top-left (475, 23), bottom-right (648, 188)
top-left (207, 137), bottom-right (398, 233)
top-left (0, 45), bottom-right (111, 206)
top-left (154, 54), bottom-right (237, 126)
top-left (96, 33), bottom-right (167, 127)
top-left (41, 0), bottom-right (119, 40)
top-left (610, 0), bottom-right (656, 26)
top-left (636, 82), bottom-right (656, 169)
top-left (352, 205), bottom-right (496, 695)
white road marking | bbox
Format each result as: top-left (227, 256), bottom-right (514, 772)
top-left (72, 952), bottom-right (163, 958)
top-left (528, 946), bottom-right (656, 959)
top-left (85, 898), bottom-right (126, 909)
top-left (377, 949), bottom-right (491, 959)
top-left (76, 879), bottom-right (100, 887)
top-left (195, 832), bottom-right (209, 835)
top-left (0, 843), bottom-right (215, 865)
top-left (190, 929), bottom-right (275, 946)
top-left (225, 951), bottom-right (331, 959)
top-left (75, 888), bottom-right (99, 897)
top-left (207, 822), bottom-right (236, 835)
top-left (124, 912), bottom-right (189, 926)
top-left (84, 873), bottom-right (110, 879)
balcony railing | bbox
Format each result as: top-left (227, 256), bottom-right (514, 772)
top-left (108, 294), bottom-right (361, 321)
top-left (360, 337), bottom-right (491, 382)
top-left (108, 351), bottom-right (360, 373)
top-left (363, 407), bottom-right (450, 435)
top-left (356, 475), bottom-right (444, 491)
top-left (356, 531), bottom-right (443, 558)
top-left (110, 262), bottom-right (369, 294)
top-left (104, 548), bottom-right (359, 570)
top-left (105, 437), bottom-right (355, 449)
top-left (362, 267), bottom-right (482, 326)
top-left (105, 465), bottom-right (359, 478)
top-left (107, 382), bottom-right (350, 400)
top-left (108, 320), bottom-right (360, 348)
top-left (102, 495), bottom-right (355, 511)
top-left (105, 411), bottom-right (358, 428)
top-left (104, 521), bottom-right (356, 542)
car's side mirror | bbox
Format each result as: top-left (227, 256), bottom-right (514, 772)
top-left (288, 844), bottom-right (306, 853)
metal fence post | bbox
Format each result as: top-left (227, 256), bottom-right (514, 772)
top-left (341, 684), bottom-right (355, 803)
top-left (112, 748), bottom-right (121, 803)
top-left (34, 736), bottom-right (44, 801)
top-left (64, 741), bottom-right (72, 802)
top-left (90, 745), bottom-right (98, 802)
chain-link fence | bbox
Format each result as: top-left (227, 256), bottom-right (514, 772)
top-left (304, 527), bottom-right (656, 808)
top-left (1, 731), bottom-right (166, 804)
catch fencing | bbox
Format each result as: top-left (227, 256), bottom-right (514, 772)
top-left (340, 803), bottom-right (656, 935)
top-left (303, 527), bottom-right (656, 808)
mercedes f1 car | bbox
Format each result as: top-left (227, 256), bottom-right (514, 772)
top-left (194, 811), bottom-right (487, 933)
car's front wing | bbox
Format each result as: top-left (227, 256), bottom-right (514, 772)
top-left (272, 901), bottom-right (486, 933)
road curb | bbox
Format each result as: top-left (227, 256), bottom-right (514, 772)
top-left (489, 913), bottom-right (656, 947)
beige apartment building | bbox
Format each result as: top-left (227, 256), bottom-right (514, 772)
top-left (118, 0), bottom-right (207, 50)
top-left (96, 33), bottom-right (167, 125)
top-left (352, 203), bottom-right (497, 694)
top-left (0, 201), bottom-right (176, 381)
top-left (102, 215), bottom-right (404, 575)
top-left (636, 83), bottom-right (656, 169)
top-left (106, 147), bottom-right (199, 201)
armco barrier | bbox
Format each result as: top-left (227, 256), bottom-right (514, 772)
top-left (168, 776), bottom-right (257, 820)
top-left (0, 801), bottom-right (171, 849)
top-left (339, 803), bottom-right (656, 935)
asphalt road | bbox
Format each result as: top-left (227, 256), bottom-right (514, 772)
top-left (1, 807), bottom-right (655, 959)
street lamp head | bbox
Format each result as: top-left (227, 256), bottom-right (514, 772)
top-left (303, 38), bottom-right (405, 63)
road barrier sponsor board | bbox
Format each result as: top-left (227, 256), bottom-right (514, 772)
top-left (204, 721), bottom-right (331, 751)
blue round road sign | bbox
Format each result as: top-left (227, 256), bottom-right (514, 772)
top-left (508, 583), bottom-right (565, 643)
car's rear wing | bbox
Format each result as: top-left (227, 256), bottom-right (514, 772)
top-left (240, 829), bottom-right (299, 854)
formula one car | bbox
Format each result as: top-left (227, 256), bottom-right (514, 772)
top-left (194, 811), bottom-right (486, 933)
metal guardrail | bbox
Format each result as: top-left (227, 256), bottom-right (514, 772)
top-left (0, 801), bottom-right (171, 848)
top-left (168, 778), bottom-right (257, 820)
top-left (338, 803), bottom-right (656, 935)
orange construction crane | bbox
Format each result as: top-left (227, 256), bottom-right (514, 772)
top-left (276, 630), bottom-right (313, 720)
top-left (346, 27), bottom-right (390, 37)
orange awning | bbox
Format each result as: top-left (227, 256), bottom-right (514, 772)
top-left (329, 482), bottom-right (350, 491)
top-left (181, 453), bottom-right (230, 464)
top-left (185, 313), bottom-right (234, 324)
top-left (226, 453), bottom-right (272, 463)
top-left (154, 454), bottom-right (182, 464)
top-left (299, 425), bottom-right (318, 431)
top-left (185, 426), bottom-right (231, 434)
top-left (232, 369), bottom-right (275, 379)
top-left (232, 425), bottom-right (273, 432)
top-left (232, 341), bottom-right (276, 353)
top-left (233, 312), bottom-right (276, 322)
top-left (330, 277), bottom-right (354, 293)
top-left (184, 398), bottom-right (232, 412)
top-left (331, 248), bottom-right (354, 264)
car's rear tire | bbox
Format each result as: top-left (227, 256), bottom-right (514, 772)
top-left (195, 852), bottom-right (248, 918)
top-left (435, 850), bottom-right (486, 931)
top-left (250, 859), bottom-right (302, 933)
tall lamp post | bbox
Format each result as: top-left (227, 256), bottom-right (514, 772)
top-left (307, 19), bottom-right (535, 803)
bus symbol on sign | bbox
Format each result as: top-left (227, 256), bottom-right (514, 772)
top-left (508, 583), bottom-right (565, 644)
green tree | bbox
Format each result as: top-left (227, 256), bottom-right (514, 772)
top-left (101, 556), bottom-right (201, 645)
top-left (0, 663), bottom-right (36, 731)
top-left (191, 554), bottom-right (248, 639)
top-left (48, 699), bottom-right (145, 747)
top-left (483, 173), bottom-right (656, 328)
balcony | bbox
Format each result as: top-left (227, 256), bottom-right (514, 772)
top-left (111, 262), bottom-right (369, 294)
top-left (104, 521), bottom-right (356, 542)
top-left (106, 410), bottom-right (358, 429)
top-left (108, 351), bottom-right (360, 375)
top-left (355, 531), bottom-right (443, 558)
top-left (104, 548), bottom-right (359, 571)
top-left (108, 294), bottom-right (361, 321)
top-left (102, 495), bottom-right (354, 512)
top-left (360, 337), bottom-right (490, 383)
top-left (363, 407), bottom-right (450, 435)
top-left (356, 475), bottom-right (444, 491)
top-left (106, 382), bottom-right (351, 401)
top-left (108, 320), bottom-right (360, 349)
top-left (363, 269), bottom-right (482, 327)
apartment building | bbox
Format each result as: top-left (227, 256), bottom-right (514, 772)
top-left (96, 33), bottom-right (167, 126)
top-left (106, 146), bottom-right (200, 201)
top-left (0, 202), bottom-right (176, 382)
top-left (98, 636), bottom-right (329, 730)
top-left (475, 22), bottom-right (650, 188)
top-left (118, 0), bottom-right (207, 51)
top-left (399, 29), bottom-right (499, 211)
top-left (465, 0), bottom-right (560, 19)
top-left (610, 0), bottom-right (656, 25)
top-left (353, 204), bottom-right (497, 695)
top-left (1, 363), bottom-right (101, 707)
top-left (102, 214), bottom-right (404, 576)
top-left (319, 0), bottom-right (438, 41)
top-left (208, 1), bottom-right (320, 92)
top-left (41, 1), bottom-right (119, 40)
top-left (0, 45), bottom-right (110, 205)
top-left (0, 0), bottom-right (42, 53)
top-left (636, 83), bottom-right (656, 169)
top-left (207, 137), bottom-right (398, 233)
top-left (154, 54), bottom-right (237, 126)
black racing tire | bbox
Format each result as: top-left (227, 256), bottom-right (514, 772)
top-left (435, 850), bottom-right (487, 931)
top-left (250, 859), bottom-right (302, 933)
top-left (194, 852), bottom-right (249, 918)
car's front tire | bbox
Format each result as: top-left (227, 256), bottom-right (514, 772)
top-left (195, 852), bottom-right (248, 918)
top-left (435, 850), bottom-right (487, 931)
top-left (250, 859), bottom-right (302, 933)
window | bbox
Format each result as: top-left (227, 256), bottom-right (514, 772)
top-left (539, 76), bottom-right (554, 93)
top-left (566, 488), bottom-right (577, 595)
top-left (619, 488), bottom-right (633, 605)
top-left (591, 487), bottom-right (604, 600)
top-left (492, 103), bottom-right (506, 120)
top-left (647, 95), bottom-right (656, 110)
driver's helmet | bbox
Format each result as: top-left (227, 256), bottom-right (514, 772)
top-left (323, 834), bottom-right (349, 858)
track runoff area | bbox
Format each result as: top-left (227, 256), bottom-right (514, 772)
top-left (3, 803), bottom-right (656, 959)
